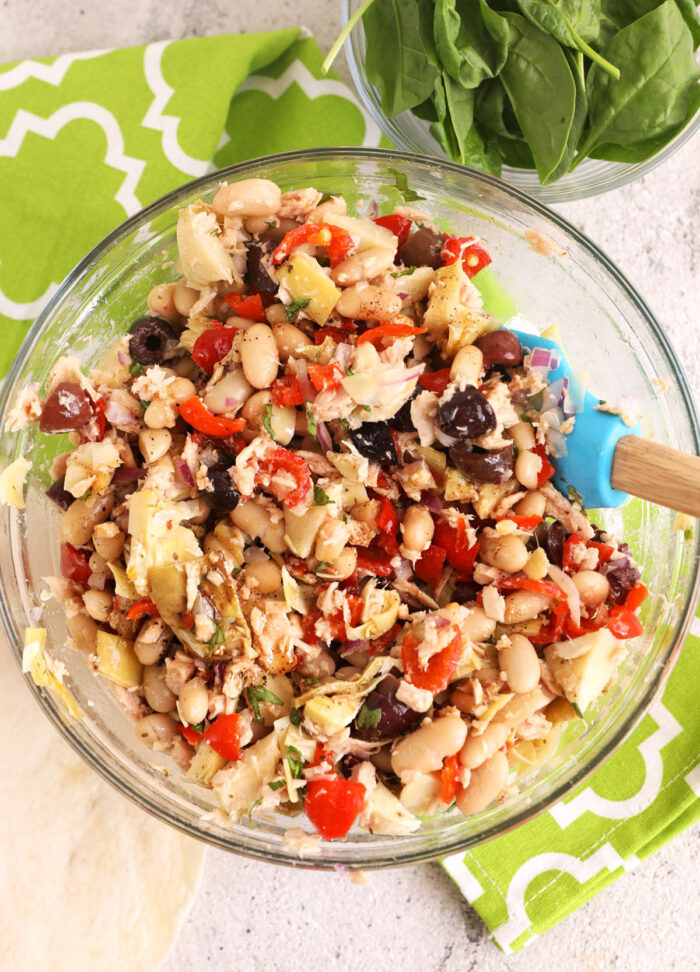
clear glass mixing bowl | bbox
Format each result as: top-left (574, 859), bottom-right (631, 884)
top-left (342, 0), bottom-right (700, 204)
top-left (0, 148), bottom-right (697, 869)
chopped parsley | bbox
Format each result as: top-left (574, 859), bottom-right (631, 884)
top-left (356, 704), bottom-right (381, 730)
top-left (318, 192), bottom-right (336, 205)
top-left (313, 485), bottom-right (332, 506)
top-left (314, 561), bottom-right (329, 574)
top-left (286, 746), bottom-right (304, 779)
top-left (247, 686), bottom-right (284, 722)
top-left (286, 297), bottom-right (311, 322)
top-left (129, 361), bottom-right (145, 376)
top-left (305, 405), bottom-right (318, 437)
top-left (391, 266), bottom-right (417, 278)
top-left (303, 677), bottom-right (320, 688)
top-left (385, 167), bottom-right (425, 203)
top-left (339, 418), bottom-right (350, 430)
top-left (360, 404), bottom-right (372, 412)
top-left (684, 528), bottom-right (693, 541)
top-left (520, 413), bottom-right (532, 423)
top-left (189, 721), bottom-right (205, 735)
top-left (210, 225), bottom-right (222, 236)
top-left (140, 400), bottom-right (150, 410)
top-left (343, 366), bottom-right (353, 376)
top-left (289, 707), bottom-right (301, 727)
top-left (205, 623), bottom-right (225, 652)
top-left (262, 403), bottom-right (275, 439)
top-left (268, 779), bottom-right (285, 791)
top-left (567, 485), bottom-right (585, 507)
top-left (247, 797), bottom-right (262, 825)
top-left (231, 567), bottom-right (242, 578)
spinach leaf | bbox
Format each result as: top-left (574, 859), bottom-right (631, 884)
top-left (574, 0), bottom-right (700, 164)
top-left (601, 0), bottom-right (700, 44)
top-left (499, 13), bottom-right (578, 181)
top-left (542, 50), bottom-right (589, 183)
top-left (364, 0), bottom-right (439, 115)
top-left (515, 0), bottom-right (621, 76)
top-left (480, 127), bottom-right (538, 167)
top-left (442, 73), bottom-right (503, 172)
top-left (588, 84), bottom-right (700, 161)
top-left (434, 0), bottom-right (510, 89)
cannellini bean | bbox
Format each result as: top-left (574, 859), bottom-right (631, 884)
top-left (240, 389), bottom-right (272, 438)
top-left (315, 519), bottom-right (350, 563)
top-left (92, 521), bottom-right (125, 562)
top-left (492, 686), bottom-right (552, 729)
top-left (240, 323), bottom-right (279, 389)
top-left (307, 196), bottom-right (347, 222)
top-left (513, 490), bottom-right (546, 518)
top-left (515, 450), bottom-right (542, 490)
top-left (508, 421), bottom-right (536, 452)
top-left (178, 678), bottom-right (209, 725)
top-left (503, 590), bottom-right (552, 624)
top-left (456, 750), bottom-right (509, 815)
top-left (391, 713), bottom-right (468, 779)
top-left (244, 558), bottom-right (282, 594)
top-left (212, 178), bottom-right (281, 218)
top-left (133, 617), bottom-right (171, 666)
top-left (143, 399), bottom-right (178, 429)
top-left (481, 534), bottom-right (529, 573)
top-left (401, 505), bottom-right (434, 552)
top-left (272, 322), bottom-right (309, 360)
top-left (231, 500), bottom-right (287, 553)
top-left (139, 428), bottom-right (172, 463)
top-left (450, 345), bottom-right (484, 386)
top-left (82, 590), bottom-right (113, 623)
top-left (88, 550), bottom-right (107, 574)
top-left (335, 284), bottom-right (401, 320)
top-left (459, 722), bottom-right (510, 770)
top-left (460, 605), bottom-right (497, 643)
top-left (66, 613), bottom-right (98, 653)
top-left (265, 303), bottom-right (288, 326)
top-left (143, 664), bottom-right (177, 713)
top-left (60, 494), bottom-right (113, 547)
top-left (173, 280), bottom-right (199, 317)
top-left (135, 713), bottom-right (180, 748)
top-left (572, 570), bottom-right (610, 607)
top-left (147, 283), bottom-right (179, 324)
top-left (204, 369), bottom-right (253, 415)
top-left (321, 545), bottom-right (356, 581)
top-left (331, 247), bottom-right (396, 286)
top-left (168, 377), bottom-right (196, 404)
top-left (498, 634), bottom-right (540, 694)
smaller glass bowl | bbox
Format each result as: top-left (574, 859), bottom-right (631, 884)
top-left (342, 0), bottom-right (700, 203)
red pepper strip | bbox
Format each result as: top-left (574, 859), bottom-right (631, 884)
top-left (272, 223), bottom-right (354, 267)
top-left (307, 362), bottom-right (344, 392)
top-left (257, 446), bottom-right (312, 508)
top-left (418, 368), bottom-right (451, 396)
top-left (433, 519), bottom-right (479, 575)
top-left (402, 628), bottom-right (462, 694)
top-left (271, 375), bottom-right (305, 407)
top-left (587, 540), bottom-right (615, 565)
top-left (355, 545), bottom-right (395, 577)
top-left (312, 742), bottom-right (333, 768)
top-left (376, 495), bottom-right (398, 538)
top-left (126, 598), bottom-right (158, 621)
top-left (414, 543), bottom-right (447, 586)
top-left (367, 622), bottom-right (401, 656)
top-left (223, 292), bottom-right (265, 321)
top-left (440, 753), bottom-right (460, 805)
top-left (498, 576), bottom-right (568, 600)
top-left (203, 713), bottom-right (245, 761)
top-left (60, 543), bottom-right (91, 586)
top-left (304, 777), bottom-right (366, 840)
top-left (442, 235), bottom-right (492, 278)
top-left (356, 323), bottom-right (428, 346)
top-left (192, 324), bottom-right (239, 373)
top-left (530, 601), bottom-right (568, 645)
top-left (562, 534), bottom-right (588, 573)
top-left (179, 396), bottom-right (246, 437)
top-left (607, 606), bottom-right (643, 640)
top-left (625, 582), bottom-right (649, 611)
top-left (373, 213), bottom-right (412, 249)
top-left (314, 326), bottom-right (353, 344)
top-left (501, 514), bottom-right (543, 530)
top-left (180, 724), bottom-right (202, 745)
top-left (182, 611), bottom-right (195, 631)
top-left (533, 443), bottom-right (555, 487)
top-left (564, 609), bottom-right (607, 638)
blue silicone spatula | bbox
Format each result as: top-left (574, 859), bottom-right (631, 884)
top-left (511, 330), bottom-right (700, 517)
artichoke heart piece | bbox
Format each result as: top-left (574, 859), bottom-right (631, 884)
top-left (276, 252), bottom-right (340, 325)
top-left (304, 695), bottom-right (362, 736)
top-left (423, 261), bottom-right (495, 357)
top-left (212, 730), bottom-right (281, 816)
top-left (186, 741), bottom-right (227, 786)
top-left (95, 630), bottom-right (143, 689)
top-left (544, 628), bottom-right (622, 715)
top-left (294, 656), bottom-right (395, 707)
top-left (284, 505), bottom-right (328, 559)
top-left (345, 580), bottom-right (400, 642)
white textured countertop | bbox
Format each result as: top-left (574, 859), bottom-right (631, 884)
top-left (1, 3), bottom-right (698, 970)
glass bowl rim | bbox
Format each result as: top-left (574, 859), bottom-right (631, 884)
top-left (1, 146), bottom-right (698, 867)
top-left (340, 0), bottom-right (700, 203)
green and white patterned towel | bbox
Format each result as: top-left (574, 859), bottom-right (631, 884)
top-left (1, 28), bottom-right (697, 953)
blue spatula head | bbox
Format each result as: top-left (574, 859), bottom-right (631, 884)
top-left (511, 330), bottom-right (641, 510)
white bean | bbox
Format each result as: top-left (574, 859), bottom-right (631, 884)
top-left (391, 714), bottom-right (468, 779)
top-left (139, 428), bottom-right (172, 463)
top-left (459, 722), bottom-right (510, 770)
top-left (331, 247), bottom-right (396, 285)
top-left (143, 664), bottom-right (177, 713)
top-left (455, 750), bottom-right (509, 815)
top-left (147, 283), bottom-right (179, 324)
top-left (336, 284), bottom-right (401, 320)
top-left (133, 618), bottom-right (171, 666)
top-left (92, 521), bottom-right (125, 562)
top-left (508, 421), bottom-right (536, 452)
top-left (240, 323), bottom-right (279, 389)
top-left (315, 519), bottom-right (350, 563)
top-left (82, 590), bottom-right (113, 623)
top-left (572, 570), bottom-right (610, 607)
top-left (401, 506), bottom-right (434, 552)
top-left (450, 345), bottom-right (484, 386)
top-left (244, 558), bottom-right (282, 594)
top-left (204, 369), bottom-right (253, 415)
top-left (66, 613), bottom-right (98, 653)
top-left (272, 321), bottom-right (309, 360)
top-left (143, 399), bottom-right (178, 430)
top-left (136, 713), bottom-right (180, 748)
top-left (173, 280), bottom-right (199, 316)
top-left (513, 490), bottom-right (546, 518)
top-left (481, 534), bottom-right (529, 573)
top-left (503, 590), bottom-right (552, 624)
top-left (498, 634), bottom-right (540, 694)
top-left (212, 178), bottom-right (282, 218)
top-left (178, 678), bottom-right (209, 725)
top-left (515, 450), bottom-right (543, 490)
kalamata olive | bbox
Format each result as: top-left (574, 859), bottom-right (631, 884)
top-left (452, 580), bottom-right (482, 604)
top-left (46, 476), bottom-right (74, 510)
top-left (338, 753), bottom-right (366, 779)
top-left (128, 316), bottom-right (177, 366)
top-left (353, 675), bottom-right (422, 741)
top-left (399, 226), bottom-right (446, 270)
top-left (389, 388), bottom-right (418, 433)
top-left (474, 330), bottom-right (524, 370)
top-left (546, 520), bottom-right (569, 566)
top-left (39, 382), bottom-right (92, 433)
top-left (607, 561), bottom-right (641, 605)
top-left (246, 243), bottom-right (278, 295)
top-left (349, 422), bottom-right (397, 466)
top-left (205, 462), bottom-right (240, 512)
top-left (450, 443), bottom-right (514, 484)
top-left (437, 386), bottom-right (496, 440)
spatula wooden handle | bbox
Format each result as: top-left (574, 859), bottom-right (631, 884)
top-left (611, 436), bottom-right (700, 517)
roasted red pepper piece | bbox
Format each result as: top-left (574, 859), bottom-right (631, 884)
top-left (307, 362), bottom-right (344, 392)
top-left (376, 495), bottom-right (398, 538)
top-left (272, 223), bottom-right (354, 267)
top-left (530, 600), bottom-right (568, 644)
top-left (418, 368), bottom-right (452, 396)
top-left (373, 213), bottom-right (412, 248)
top-left (433, 519), bottom-right (479, 575)
top-left (414, 543), bottom-right (447, 586)
top-left (587, 540), bottom-right (615, 565)
top-left (501, 514), bottom-right (543, 530)
top-left (367, 622), bottom-right (401, 656)
top-left (257, 446), bottom-right (311, 508)
top-left (355, 545), bottom-right (395, 577)
top-left (356, 323), bottom-right (427, 346)
top-left (223, 292), bottom-right (265, 321)
top-left (192, 324), bottom-right (239, 373)
top-left (607, 606), bottom-right (643, 640)
top-left (440, 753), bottom-right (460, 805)
top-left (271, 375), bottom-right (305, 407)
top-left (179, 396), bottom-right (246, 437)
top-left (402, 628), bottom-right (462, 694)
top-left (562, 534), bottom-right (589, 573)
top-left (203, 713), bottom-right (245, 761)
top-left (126, 598), bottom-right (158, 621)
top-left (533, 443), bottom-right (555, 487)
top-left (442, 235), bottom-right (492, 278)
top-left (179, 723), bottom-right (202, 745)
top-left (564, 609), bottom-right (607, 638)
top-left (304, 777), bottom-right (366, 840)
top-left (498, 576), bottom-right (568, 600)
top-left (625, 582), bottom-right (648, 611)
top-left (314, 326), bottom-right (353, 344)
top-left (60, 543), bottom-right (91, 586)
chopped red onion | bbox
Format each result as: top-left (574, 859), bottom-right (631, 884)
top-left (421, 492), bottom-right (443, 513)
top-left (394, 557), bottom-right (413, 581)
top-left (88, 572), bottom-right (109, 591)
top-left (289, 358), bottom-right (314, 400)
top-left (224, 396), bottom-right (241, 409)
top-left (530, 347), bottom-right (560, 370)
top-left (117, 350), bottom-right (129, 366)
top-left (379, 364), bottom-right (424, 387)
top-left (112, 465), bottom-right (145, 483)
top-left (174, 458), bottom-right (195, 487)
top-left (105, 400), bottom-right (138, 426)
top-left (316, 420), bottom-right (333, 453)
top-left (397, 292), bottom-right (408, 300)
top-left (341, 639), bottom-right (371, 654)
top-left (367, 200), bottom-right (378, 219)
